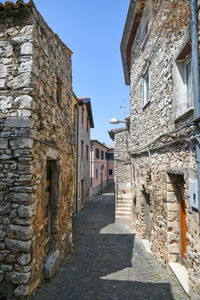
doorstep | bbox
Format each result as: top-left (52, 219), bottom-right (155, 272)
top-left (169, 262), bottom-right (189, 295)
top-left (142, 239), bottom-right (153, 255)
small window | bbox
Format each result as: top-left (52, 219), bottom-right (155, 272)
top-left (140, 22), bottom-right (148, 44)
top-left (82, 107), bottom-right (84, 127)
top-left (56, 78), bottom-right (62, 104)
top-left (95, 148), bottom-right (99, 159)
top-left (101, 151), bottom-right (104, 160)
top-left (109, 169), bottom-right (113, 176)
top-left (96, 169), bottom-right (98, 179)
top-left (87, 117), bottom-right (89, 132)
top-left (173, 42), bottom-right (194, 120)
top-left (107, 153), bottom-right (114, 161)
top-left (81, 141), bottom-right (84, 159)
top-left (86, 145), bottom-right (89, 161)
top-left (143, 68), bottom-right (150, 106)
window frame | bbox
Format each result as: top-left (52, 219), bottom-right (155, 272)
top-left (173, 40), bottom-right (194, 121)
top-left (81, 140), bottom-right (84, 160)
top-left (184, 56), bottom-right (193, 110)
top-left (142, 67), bottom-right (150, 107)
top-left (95, 148), bottom-right (100, 159)
top-left (86, 145), bottom-right (89, 161)
top-left (101, 151), bottom-right (104, 160)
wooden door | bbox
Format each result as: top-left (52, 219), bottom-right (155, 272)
top-left (178, 177), bottom-right (188, 263)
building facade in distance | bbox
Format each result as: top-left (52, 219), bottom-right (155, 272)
top-left (73, 97), bottom-right (94, 213)
top-left (90, 140), bottom-right (114, 197)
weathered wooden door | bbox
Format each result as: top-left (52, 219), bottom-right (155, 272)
top-left (178, 177), bottom-right (188, 263)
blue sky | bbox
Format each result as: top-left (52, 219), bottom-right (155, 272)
top-left (5, 0), bottom-right (130, 145)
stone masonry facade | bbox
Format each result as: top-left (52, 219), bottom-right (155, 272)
top-left (0, 1), bottom-right (74, 298)
top-left (109, 128), bottom-right (131, 200)
top-left (121, 0), bottom-right (200, 298)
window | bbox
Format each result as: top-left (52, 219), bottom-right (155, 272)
top-left (56, 78), bottom-right (62, 105)
top-left (81, 141), bottom-right (84, 159)
top-left (82, 107), bottom-right (84, 127)
top-left (101, 151), bottom-right (104, 160)
top-left (143, 68), bottom-right (150, 106)
top-left (109, 169), bottom-right (113, 176)
top-left (185, 59), bottom-right (193, 109)
top-left (106, 153), bottom-right (114, 161)
top-left (140, 22), bottom-right (148, 44)
top-left (87, 117), bottom-right (89, 132)
top-left (95, 148), bottom-right (99, 159)
top-left (173, 41), bottom-right (194, 120)
top-left (96, 169), bottom-right (98, 179)
top-left (86, 145), bottom-right (89, 161)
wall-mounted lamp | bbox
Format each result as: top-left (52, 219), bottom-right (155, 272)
top-left (109, 118), bottom-right (126, 124)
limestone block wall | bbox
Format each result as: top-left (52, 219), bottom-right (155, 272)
top-left (129, 2), bottom-right (200, 298)
top-left (114, 128), bottom-right (131, 199)
top-left (0, 1), bottom-right (74, 298)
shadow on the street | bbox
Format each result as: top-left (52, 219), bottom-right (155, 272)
top-left (31, 193), bottom-right (176, 300)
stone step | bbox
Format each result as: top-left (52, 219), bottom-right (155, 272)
top-left (116, 200), bottom-right (132, 205)
top-left (115, 210), bottom-right (130, 215)
top-left (115, 214), bottom-right (131, 219)
top-left (116, 203), bottom-right (132, 207)
top-left (116, 207), bottom-right (131, 212)
top-left (117, 197), bottom-right (132, 201)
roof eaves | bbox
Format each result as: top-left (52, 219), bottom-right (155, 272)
top-left (79, 98), bottom-right (94, 128)
top-left (121, 0), bottom-right (142, 85)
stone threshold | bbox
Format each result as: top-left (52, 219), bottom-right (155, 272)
top-left (169, 262), bottom-right (190, 296)
top-left (142, 239), bottom-right (152, 254)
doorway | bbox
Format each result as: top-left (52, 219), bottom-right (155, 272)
top-left (44, 160), bottom-right (59, 255)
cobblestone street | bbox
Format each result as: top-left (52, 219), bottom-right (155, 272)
top-left (31, 193), bottom-right (188, 300)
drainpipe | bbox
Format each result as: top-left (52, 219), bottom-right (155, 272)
top-left (190, 0), bottom-right (200, 211)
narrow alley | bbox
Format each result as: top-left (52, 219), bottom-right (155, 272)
top-left (31, 193), bottom-right (188, 300)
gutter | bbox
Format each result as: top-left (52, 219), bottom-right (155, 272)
top-left (190, 0), bottom-right (200, 211)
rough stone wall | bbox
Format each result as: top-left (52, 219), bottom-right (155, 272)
top-left (0, 2), bottom-right (74, 298)
top-left (114, 128), bottom-right (131, 199)
top-left (77, 104), bottom-right (90, 211)
top-left (129, 2), bottom-right (200, 298)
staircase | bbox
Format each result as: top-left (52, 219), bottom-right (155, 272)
top-left (115, 195), bottom-right (132, 219)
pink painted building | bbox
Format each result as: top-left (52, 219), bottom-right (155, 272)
top-left (90, 140), bottom-right (114, 197)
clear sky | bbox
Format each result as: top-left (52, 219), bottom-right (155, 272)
top-left (5, 0), bottom-right (131, 146)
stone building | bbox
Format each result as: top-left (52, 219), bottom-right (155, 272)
top-left (120, 0), bottom-right (200, 298)
top-left (90, 140), bottom-right (114, 197)
top-left (109, 126), bottom-right (132, 220)
top-left (73, 97), bottom-right (94, 213)
top-left (0, 1), bottom-right (74, 298)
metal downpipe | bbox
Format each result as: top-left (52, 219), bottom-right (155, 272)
top-left (190, 0), bottom-right (200, 210)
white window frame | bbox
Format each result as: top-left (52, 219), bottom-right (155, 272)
top-left (143, 68), bottom-right (150, 107)
top-left (173, 43), bottom-right (194, 121)
top-left (184, 56), bottom-right (193, 110)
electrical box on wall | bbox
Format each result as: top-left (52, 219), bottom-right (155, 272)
top-left (189, 179), bottom-right (199, 210)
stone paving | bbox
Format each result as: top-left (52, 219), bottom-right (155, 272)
top-left (31, 193), bottom-right (189, 300)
